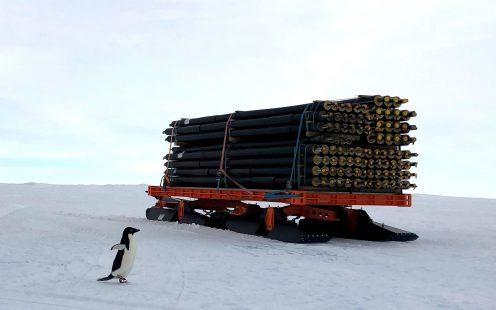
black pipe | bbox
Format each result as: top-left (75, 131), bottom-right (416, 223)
top-left (167, 96), bottom-right (387, 129)
top-left (166, 153), bottom-right (323, 169)
top-left (166, 131), bottom-right (225, 143)
top-left (228, 158), bottom-right (296, 167)
top-left (229, 145), bottom-right (296, 157)
top-left (165, 146), bottom-right (295, 160)
top-left (231, 125), bottom-right (301, 137)
top-left (166, 125), bottom-right (303, 143)
top-left (168, 102), bottom-right (324, 129)
top-left (167, 157), bottom-right (297, 168)
top-left (169, 114), bottom-right (231, 127)
top-left (315, 95), bottom-right (381, 106)
top-left (231, 114), bottom-right (303, 128)
top-left (164, 121), bottom-right (227, 135)
top-left (168, 143), bottom-right (321, 159)
top-left (170, 176), bottom-right (289, 187)
top-left (171, 140), bottom-right (296, 153)
top-left (165, 113), bottom-right (305, 136)
top-left (166, 168), bottom-right (219, 176)
top-left (234, 104), bottom-right (314, 120)
top-left (165, 150), bottom-right (221, 161)
top-left (167, 167), bottom-right (293, 177)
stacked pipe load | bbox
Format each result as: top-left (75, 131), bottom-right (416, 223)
top-left (163, 95), bottom-right (418, 193)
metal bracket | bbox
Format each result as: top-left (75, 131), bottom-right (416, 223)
top-left (264, 191), bottom-right (301, 200)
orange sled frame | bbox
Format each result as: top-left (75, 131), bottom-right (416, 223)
top-left (146, 186), bottom-right (417, 243)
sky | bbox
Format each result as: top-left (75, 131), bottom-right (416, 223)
top-left (1, 0), bottom-right (495, 198)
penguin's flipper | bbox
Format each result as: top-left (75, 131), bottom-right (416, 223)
top-left (111, 244), bottom-right (126, 250)
top-left (97, 274), bottom-right (114, 281)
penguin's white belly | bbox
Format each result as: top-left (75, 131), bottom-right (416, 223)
top-left (112, 235), bottom-right (136, 278)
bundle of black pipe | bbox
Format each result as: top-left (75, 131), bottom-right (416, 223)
top-left (162, 95), bottom-right (418, 193)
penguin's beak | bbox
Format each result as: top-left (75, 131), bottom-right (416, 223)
top-left (135, 229), bottom-right (140, 233)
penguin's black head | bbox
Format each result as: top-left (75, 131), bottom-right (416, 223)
top-left (124, 227), bottom-right (140, 235)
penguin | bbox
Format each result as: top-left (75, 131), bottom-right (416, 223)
top-left (97, 227), bottom-right (140, 283)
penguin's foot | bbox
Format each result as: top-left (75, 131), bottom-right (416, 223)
top-left (118, 277), bottom-right (128, 283)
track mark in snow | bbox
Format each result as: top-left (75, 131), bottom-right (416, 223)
top-left (172, 253), bottom-right (186, 305)
top-left (72, 262), bottom-right (96, 289)
top-left (0, 296), bottom-right (92, 310)
top-left (5, 290), bottom-right (173, 310)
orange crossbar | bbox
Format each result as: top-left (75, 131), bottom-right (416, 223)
top-left (147, 186), bottom-right (412, 207)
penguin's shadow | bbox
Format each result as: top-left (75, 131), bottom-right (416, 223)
top-left (98, 281), bottom-right (131, 285)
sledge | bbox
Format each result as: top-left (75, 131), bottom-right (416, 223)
top-left (145, 186), bottom-right (417, 243)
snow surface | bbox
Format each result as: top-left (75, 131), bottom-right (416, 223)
top-left (0, 183), bottom-right (495, 310)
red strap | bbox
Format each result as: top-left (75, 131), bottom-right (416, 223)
top-left (218, 114), bottom-right (251, 193)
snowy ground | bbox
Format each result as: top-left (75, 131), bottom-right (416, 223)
top-left (0, 183), bottom-right (495, 310)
